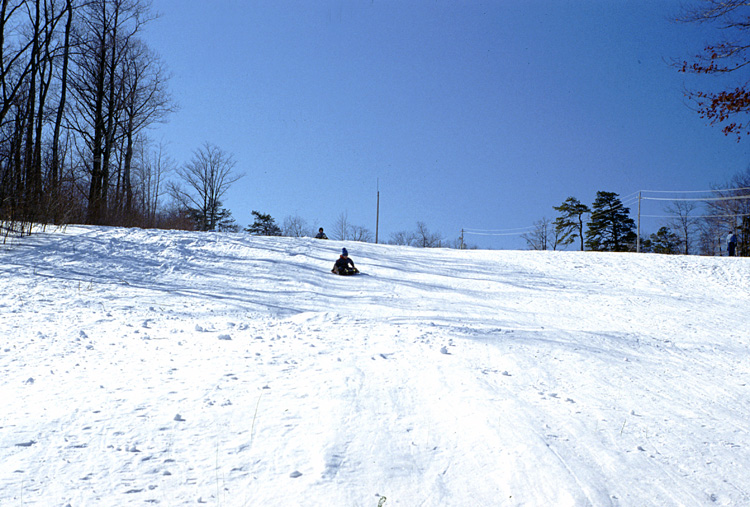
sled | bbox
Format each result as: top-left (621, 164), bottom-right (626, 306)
top-left (331, 269), bottom-right (360, 276)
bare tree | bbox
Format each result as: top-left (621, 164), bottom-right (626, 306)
top-left (135, 140), bottom-right (173, 227)
top-left (67, 0), bottom-right (154, 224)
top-left (388, 222), bottom-right (443, 247)
top-left (388, 230), bottom-right (417, 246)
top-left (330, 211), bottom-right (373, 242)
top-left (704, 168), bottom-right (750, 255)
top-left (349, 224), bottom-right (373, 242)
top-left (666, 201), bottom-right (700, 255)
top-left (0, 0), bottom-right (71, 227)
top-left (1, 0), bottom-right (176, 231)
top-left (331, 211), bottom-right (350, 240)
top-left (415, 221), bottom-right (443, 248)
top-left (522, 217), bottom-right (553, 251)
top-left (0, 0), bottom-right (36, 128)
top-left (169, 142), bottom-right (243, 231)
top-left (282, 214), bottom-right (312, 237)
top-left (115, 38), bottom-right (174, 217)
top-left (49, 0), bottom-right (75, 222)
top-left (697, 216), bottom-right (724, 256)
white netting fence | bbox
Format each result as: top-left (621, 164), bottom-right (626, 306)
top-left (461, 187), bottom-right (750, 253)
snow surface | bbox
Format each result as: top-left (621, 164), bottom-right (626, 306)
top-left (2, 225), bottom-right (749, 507)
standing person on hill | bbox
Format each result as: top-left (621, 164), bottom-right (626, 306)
top-left (727, 231), bottom-right (738, 257)
top-left (315, 227), bottom-right (328, 239)
top-left (332, 248), bottom-right (358, 275)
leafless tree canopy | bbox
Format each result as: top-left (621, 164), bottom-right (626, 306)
top-left (388, 222), bottom-right (443, 248)
top-left (522, 217), bottom-right (560, 251)
top-left (282, 214), bottom-right (311, 237)
top-left (169, 142), bottom-right (243, 231)
top-left (329, 211), bottom-right (373, 242)
top-left (665, 201), bottom-right (700, 255)
top-left (702, 168), bottom-right (750, 255)
top-left (1, 0), bottom-right (177, 237)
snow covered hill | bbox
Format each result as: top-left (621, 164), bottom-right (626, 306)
top-left (2, 225), bottom-right (749, 506)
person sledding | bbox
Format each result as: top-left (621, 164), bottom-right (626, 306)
top-left (332, 248), bottom-right (359, 275)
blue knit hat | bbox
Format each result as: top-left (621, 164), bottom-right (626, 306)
top-left (342, 248), bottom-right (348, 256)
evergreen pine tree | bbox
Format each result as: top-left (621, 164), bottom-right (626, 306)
top-left (553, 197), bottom-right (590, 251)
top-left (649, 226), bottom-right (682, 254)
top-left (245, 211), bottom-right (282, 236)
top-left (585, 191), bottom-right (637, 252)
top-left (187, 200), bottom-right (236, 232)
top-left (216, 208), bottom-right (239, 232)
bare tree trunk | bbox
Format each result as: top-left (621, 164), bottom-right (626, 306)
top-left (0, 0), bottom-right (36, 127)
top-left (123, 117), bottom-right (133, 215)
top-left (88, 32), bottom-right (107, 224)
top-left (23, 0), bottom-right (41, 220)
top-left (50, 0), bottom-right (73, 222)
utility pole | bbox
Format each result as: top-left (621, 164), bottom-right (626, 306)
top-left (637, 191), bottom-right (641, 253)
top-left (375, 179), bottom-right (380, 244)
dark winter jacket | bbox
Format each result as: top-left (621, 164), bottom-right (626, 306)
top-left (334, 255), bottom-right (355, 272)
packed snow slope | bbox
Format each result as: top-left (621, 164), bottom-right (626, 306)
top-left (2, 225), bottom-right (749, 507)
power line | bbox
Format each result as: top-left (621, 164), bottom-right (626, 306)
top-left (463, 230), bottom-right (534, 237)
top-left (640, 186), bottom-right (750, 194)
top-left (635, 186), bottom-right (749, 252)
top-left (463, 186), bottom-right (748, 247)
top-left (641, 194), bottom-right (750, 202)
top-left (642, 212), bottom-right (750, 219)
top-left (463, 226), bottom-right (535, 233)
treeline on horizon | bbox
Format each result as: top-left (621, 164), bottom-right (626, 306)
top-left (240, 177), bottom-right (750, 257)
top-left (1, 1), bottom-right (748, 256)
top-left (0, 0), bottom-right (510, 250)
top-left (0, 0), bottom-right (190, 241)
top-left (522, 172), bottom-right (749, 257)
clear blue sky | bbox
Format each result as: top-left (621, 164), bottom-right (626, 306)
top-left (143, 0), bottom-right (750, 249)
